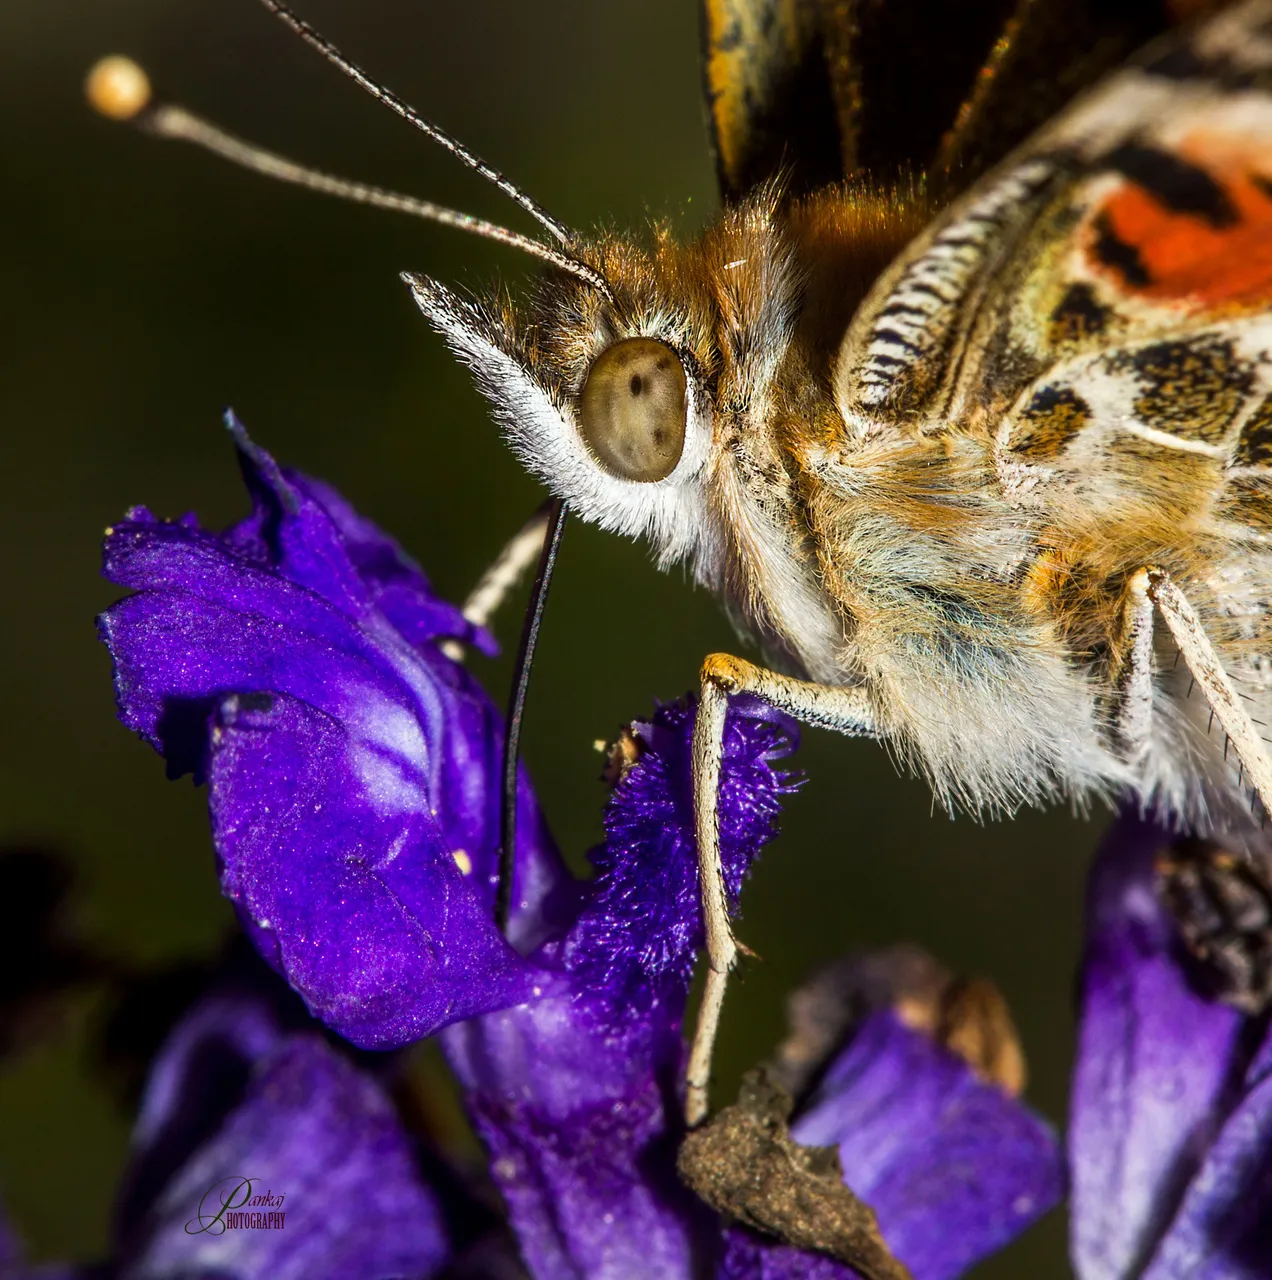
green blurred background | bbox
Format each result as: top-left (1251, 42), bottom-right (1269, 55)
top-left (0, 0), bottom-right (1099, 1272)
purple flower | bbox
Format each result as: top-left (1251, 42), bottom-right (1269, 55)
top-left (712, 964), bottom-right (1064, 1280)
top-left (441, 700), bottom-right (796, 1279)
top-left (1, 957), bottom-right (453, 1280)
top-left (1069, 811), bottom-right (1272, 1280)
top-left (781, 1009), bottom-right (1060, 1279)
top-left (100, 414), bottom-right (573, 1048)
top-left (446, 703), bottom-right (1064, 1280)
top-left (96, 423), bottom-right (1069, 1279)
top-left (119, 991), bottom-right (450, 1280)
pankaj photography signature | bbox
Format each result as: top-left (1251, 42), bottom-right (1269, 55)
top-left (185, 1176), bottom-right (287, 1235)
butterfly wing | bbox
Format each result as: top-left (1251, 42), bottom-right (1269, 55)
top-left (701, 0), bottom-right (1192, 205)
top-left (931, 0), bottom-right (1201, 195)
top-left (700, 0), bottom-right (842, 200)
top-left (838, 0), bottom-right (1272, 420)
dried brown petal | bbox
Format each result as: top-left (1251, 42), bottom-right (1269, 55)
top-left (677, 1071), bottom-right (912, 1280)
top-left (936, 977), bottom-right (1027, 1097)
top-left (772, 944), bottom-right (1027, 1098)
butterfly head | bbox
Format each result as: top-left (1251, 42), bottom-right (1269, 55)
top-left (404, 191), bottom-right (802, 580)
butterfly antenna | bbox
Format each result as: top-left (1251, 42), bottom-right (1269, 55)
top-left (84, 57), bottom-right (611, 294)
top-left (497, 498), bottom-right (567, 934)
top-left (256, 0), bottom-right (572, 245)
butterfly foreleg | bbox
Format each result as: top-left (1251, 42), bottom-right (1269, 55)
top-left (686, 653), bottom-right (876, 1127)
top-left (438, 503), bottom-right (552, 661)
top-left (1110, 568), bottom-right (1156, 765)
top-left (1146, 568), bottom-right (1272, 819)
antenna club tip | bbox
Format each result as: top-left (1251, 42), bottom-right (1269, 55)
top-left (86, 56), bottom-right (152, 121)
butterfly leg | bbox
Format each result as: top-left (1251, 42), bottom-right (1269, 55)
top-left (438, 503), bottom-right (551, 661)
top-left (686, 653), bottom-right (876, 1127)
top-left (1146, 568), bottom-right (1272, 817)
top-left (1110, 568), bottom-right (1156, 764)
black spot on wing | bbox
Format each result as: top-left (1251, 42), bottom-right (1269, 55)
top-left (702, 0), bottom-right (842, 200)
top-left (875, 300), bottom-right (937, 322)
top-left (1116, 336), bottom-right (1255, 445)
top-left (1102, 141), bottom-right (1238, 226)
top-left (1010, 385), bottom-right (1091, 460)
top-left (1232, 392), bottom-right (1272, 468)
top-left (1091, 211), bottom-right (1151, 287)
top-left (864, 351), bottom-right (912, 370)
top-left (1048, 282), bottom-right (1115, 347)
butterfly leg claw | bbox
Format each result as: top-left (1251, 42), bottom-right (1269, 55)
top-left (686, 654), bottom-right (876, 1126)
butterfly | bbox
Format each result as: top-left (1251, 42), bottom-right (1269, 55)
top-left (88, 0), bottom-right (1272, 1126)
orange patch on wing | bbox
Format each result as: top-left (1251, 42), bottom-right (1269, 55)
top-left (1088, 156), bottom-right (1272, 312)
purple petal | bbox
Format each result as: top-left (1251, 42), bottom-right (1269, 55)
top-left (448, 1001), bottom-right (712, 1280)
top-left (207, 689), bottom-right (536, 1046)
top-left (101, 511), bottom-right (464, 811)
top-left (0, 1206), bottom-right (20, 1269)
top-left (222, 414), bottom-right (491, 653)
top-left (101, 426), bottom-right (564, 917)
top-left (789, 1012), bottom-right (1062, 1280)
top-left (100, 424), bottom-right (574, 1043)
top-left (122, 1034), bottom-right (449, 1280)
top-left (443, 698), bottom-right (797, 1280)
top-left (115, 960), bottom-right (302, 1239)
top-left (717, 1229), bottom-right (859, 1280)
top-left (282, 470), bottom-right (496, 657)
top-left (1069, 811), bottom-right (1247, 1280)
top-left (1139, 1018), bottom-right (1272, 1279)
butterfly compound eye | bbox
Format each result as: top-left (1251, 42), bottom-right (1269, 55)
top-left (579, 338), bottom-right (687, 482)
